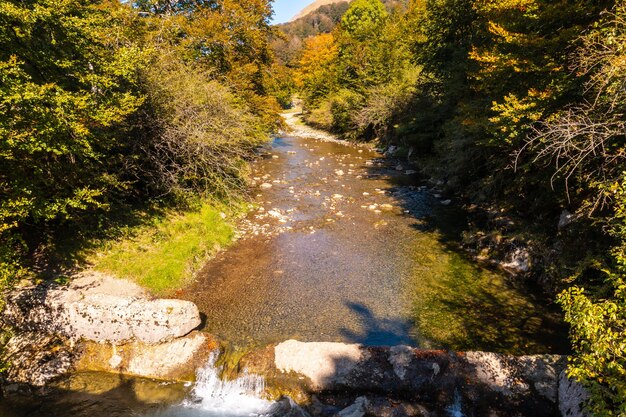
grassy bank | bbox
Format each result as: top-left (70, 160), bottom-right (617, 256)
top-left (87, 201), bottom-right (247, 295)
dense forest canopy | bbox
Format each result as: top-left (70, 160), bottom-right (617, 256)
top-left (272, 0), bottom-right (406, 67)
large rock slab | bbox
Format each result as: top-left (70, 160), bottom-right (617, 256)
top-left (1, 331), bottom-right (215, 386)
top-left (269, 341), bottom-right (568, 417)
top-left (75, 331), bottom-right (215, 381)
top-left (3, 274), bottom-right (201, 344)
top-left (275, 340), bottom-right (365, 390)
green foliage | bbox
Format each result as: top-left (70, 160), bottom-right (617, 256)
top-left (559, 279), bottom-right (626, 416)
top-left (92, 202), bottom-right (238, 294)
top-left (559, 174), bottom-right (626, 415)
top-left (295, 0), bottom-right (417, 141)
top-left (0, 0), bottom-right (279, 293)
top-left (133, 52), bottom-right (266, 200)
top-left (0, 0), bottom-right (144, 233)
top-left (328, 89), bottom-right (364, 137)
top-left (341, 0), bottom-right (388, 40)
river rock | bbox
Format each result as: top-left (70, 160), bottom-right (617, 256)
top-left (75, 331), bottom-right (214, 381)
top-left (501, 247), bottom-right (532, 273)
top-left (3, 279), bottom-right (201, 344)
top-left (2, 332), bottom-right (76, 387)
top-left (268, 341), bottom-right (568, 416)
top-left (363, 397), bottom-right (431, 417)
top-left (275, 340), bottom-right (365, 390)
top-left (464, 352), bottom-right (565, 402)
top-left (336, 396), bottom-right (368, 417)
top-left (266, 397), bottom-right (312, 417)
top-left (558, 210), bottom-right (575, 230)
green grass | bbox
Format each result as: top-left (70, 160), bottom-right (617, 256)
top-left (89, 202), bottom-right (243, 294)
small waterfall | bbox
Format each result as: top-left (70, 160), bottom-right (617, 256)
top-left (446, 389), bottom-right (465, 417)
top-left (152, 352), bottom-right (273, 417)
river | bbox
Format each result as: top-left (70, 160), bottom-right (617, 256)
top-left (182, 132), bottom-right (566, 354)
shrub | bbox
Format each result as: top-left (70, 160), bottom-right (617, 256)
top-left (130, 52), bottom-right (268, 202)
top-left (354, 68), bottom-right (420, 138)
top-left (329, 89), bottom-right (364, 138)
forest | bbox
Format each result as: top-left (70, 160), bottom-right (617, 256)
top-left (1, 0), bottom-right (625, 414)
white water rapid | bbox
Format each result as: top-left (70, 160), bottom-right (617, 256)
top-left (151, 352), bottom-right (273, 417)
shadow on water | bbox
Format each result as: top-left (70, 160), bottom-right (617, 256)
top-left (339, 301), bottom-right (414, 346)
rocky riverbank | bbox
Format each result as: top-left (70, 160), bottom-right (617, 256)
top-left (242, 340), bottom-right (589, 417)
top-left (0, 119), bottom-right (585, 416)
top-left (1, 273), bottom-right (588, 417)
top-left (1, 272), bottom-right (214, 386)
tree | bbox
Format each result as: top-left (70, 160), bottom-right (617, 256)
top-left (0, 0), bottom-right (144, 254)
top-left (528, 8), bottom-right (626, 412)
top-left (0, 0), bottom-right (281, 283)
top-left (295, 33), bottom-right (340, 105)
top-left (340, 0), bottom-right (388, 40)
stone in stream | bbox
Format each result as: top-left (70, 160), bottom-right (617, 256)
top-left (260, 183), bottom-right (273, 189)
top-left (336, 396), bottom-right (368, 417)
top-left (266, 398), bottom-right (312, 417)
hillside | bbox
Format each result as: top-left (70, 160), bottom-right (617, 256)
top-left (273, 0), bottom-right (406, 66)
top-left (291, 0), bottom-right (353, 21)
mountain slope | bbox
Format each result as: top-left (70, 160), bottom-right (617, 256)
top-left (291, 0), bottom-right (353, 21)
top-left (273, 0), bottom-right (408, 66)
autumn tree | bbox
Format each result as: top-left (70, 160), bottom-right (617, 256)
top-left (528, 8), bottom-right (626, 413)
top-left (295, 33), bottom-right (340, 106)
top-left (0, 0), bottom-right (281, 284)
top-left (0, 0), bottom-right (145, 276)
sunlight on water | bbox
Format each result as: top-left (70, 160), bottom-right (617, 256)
top-left (150, 353), bottom-right (272, 417)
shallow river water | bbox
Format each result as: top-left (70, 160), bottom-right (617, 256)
top-left (183, 135), bottom-right (566, 353)
top-left (1, 134), bottom-right (568, 417)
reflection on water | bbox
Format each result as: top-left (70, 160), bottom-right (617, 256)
top-left (0, 372), bottom-right (188, 417)
top-left (407, 234), bottom-right (566, 353)
top-left (180, 135), bottom-right (567, 354)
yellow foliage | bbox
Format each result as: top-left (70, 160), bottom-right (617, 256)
top-left (294, 33), bottom-right (339, 102)
top-left (474, 0), bottom-right (539, 16)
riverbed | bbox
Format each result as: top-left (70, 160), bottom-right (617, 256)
top-left (181, 131), bottom-right (567, 354)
